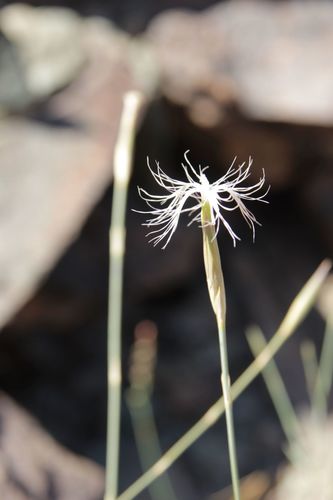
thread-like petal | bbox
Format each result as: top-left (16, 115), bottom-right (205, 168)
top-left (134, 152), bottom-right (268, 248)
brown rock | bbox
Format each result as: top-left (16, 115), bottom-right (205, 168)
top-left (0, 11), bottom-right (144, 330)
top-left (0, 4), bottom-right (85, 100)
top-left (0, 392), bottom-right (104, 499)
top-left (147, 1), bottom-right (333, 125)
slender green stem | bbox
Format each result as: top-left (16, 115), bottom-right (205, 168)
top-left (300, 340), bottom-right (319, 410)
top-left (201, 202), bottom-right (240, 500)
top-left (125, 320), bottom-right (176, 500)
top-left (116, 259), bottom-right (331, 500)
top-left (314, 317), bottom-right (333, 416)
top-left (106, 91), bottom-right (143, 500)
top-left (246, 326), bottom-right (299, 446)
top-left (126, 393), bottom-right (177, 500)
top-left (218, 327), bottom-right (240, 500)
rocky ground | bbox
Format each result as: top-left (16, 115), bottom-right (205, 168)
top-left (0, 1), bottom-right (332, 499)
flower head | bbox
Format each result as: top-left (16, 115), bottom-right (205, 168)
top-left (135, 150), bottom-right (269, 249)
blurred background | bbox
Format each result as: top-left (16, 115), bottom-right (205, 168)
top-left (0, 0), bottom-right (332, 499)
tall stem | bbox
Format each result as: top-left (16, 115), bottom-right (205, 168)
top-left (219, 327), bottom-right (241, 500)
top-left (106, 91), bottom-right (143, 500)
top-left (201, 202), bottom-right (240, 500)
top-left (117, 260), bottom-right (331, 500)
top-left (246, 326), bottom-right (299, 446)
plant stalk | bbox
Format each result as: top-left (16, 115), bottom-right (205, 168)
top-left (201, 201), bottom-right (240, 500)
top-left (314, 317), bottom-right (333, 416)
top-left (106, 91), bottom-right (143, 500)
top-left (246, 325), bottom-right (299, 446)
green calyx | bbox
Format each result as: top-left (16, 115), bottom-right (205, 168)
top-left (201, 202), bottom-right (226, 330)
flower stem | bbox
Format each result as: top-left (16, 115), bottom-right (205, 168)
top-left (201, 202), bottom-right (240, 500)
top-left (218, 327), bottom-right (241, 500)
top-left (106, 91), bottom-right (143, 500)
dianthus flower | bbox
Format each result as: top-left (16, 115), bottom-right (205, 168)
top-left (136, 150), bottom-right (269, 249)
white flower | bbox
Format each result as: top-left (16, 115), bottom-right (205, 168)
top-left (135, 150), bottom-right (269, 249)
